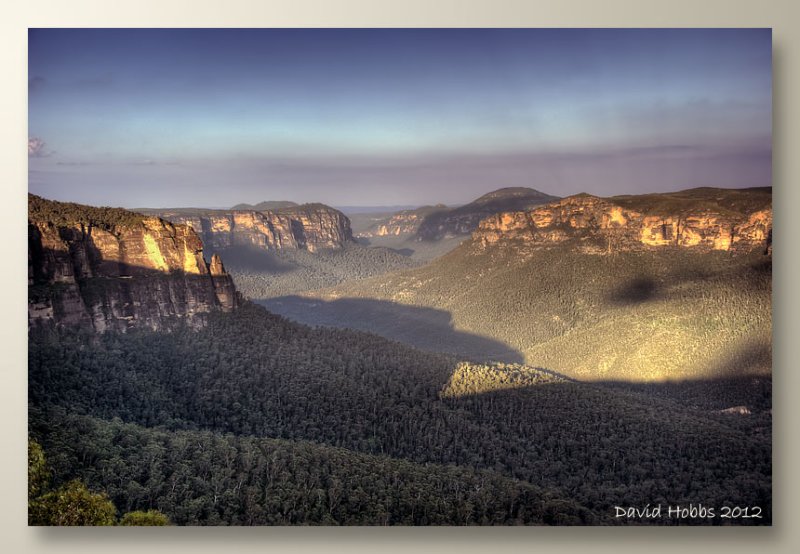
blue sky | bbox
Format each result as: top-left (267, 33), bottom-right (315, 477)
top-left (28, 28), bottom-right (771, 208)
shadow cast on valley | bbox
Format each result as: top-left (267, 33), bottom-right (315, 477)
top-left (356, 236), bottom-right (416, 257)
top-left (606, 252), bottom-right (772, 306)
top-left (209, 246), bottom-right (297, 273)
top-left (595, 375), bottom-right (772, 413)
top-left (703, 338), bottom-right (772, 379)
top-left (608, 277), bottom-right (658, 305)
top-left (390, 248), bottom-right (415, 257)
top-left (260, 295), bottom-right (525, 364)
top-left (590, 339), bottom-right (772, 412)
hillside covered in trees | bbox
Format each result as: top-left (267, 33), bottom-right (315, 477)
top-left (28, 191), bottom-right (771, 526)
top-left (272, 188), bottom-right (772, 382)
top-left (30, 302), bottom-right (771, 525)
top-left (225, 243), bottom-right (420, 300)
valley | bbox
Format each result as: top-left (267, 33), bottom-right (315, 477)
top-left (142, 187), bottom-right (560, 299)
top-left (29, 302), bottom-right (771, 526)
top-left (26, 26), bottom-right (775, 531)
top-left (27, 188), bottom-right (773, 526)
top-left (268, 188), bottom-right (772, 382)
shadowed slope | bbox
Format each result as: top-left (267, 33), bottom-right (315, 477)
top-left (261, 296), bottom-right (525, 363)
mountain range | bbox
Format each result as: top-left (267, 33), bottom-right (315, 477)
top-left (353, 187), bottom-right (560, 243)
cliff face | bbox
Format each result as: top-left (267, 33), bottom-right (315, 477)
top-left (286, 204), bottom-right (355, 251)
top-left (151, 204), bottom-right (354, 253)
top-left (28, 195), bottom-right (238, 332)
top-left (416, 188), bottom-right (559, 241)
top-left (358, 205), bottom-right (448, 238)
top-left (473, 190), bottom-right (772, 254)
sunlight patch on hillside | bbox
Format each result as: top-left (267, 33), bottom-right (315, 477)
top-left (440, 362), bottom-right (566, 398)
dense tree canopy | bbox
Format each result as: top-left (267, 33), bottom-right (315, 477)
top-left (28, 439), bottom-right (172, 526)
top-left (29, 302), bottom-right (771, 525)
top-left (29, 479), bottom-right (117, 526)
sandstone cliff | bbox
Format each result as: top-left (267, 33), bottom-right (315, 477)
top-left (29, 195), bottom-right (238, 332)
top-left (145, 203), bottom-right (354, 253)
top-left (473, 188), bottom-right (772, 253)
top-left (357, 205), bottom-right (448, 238)
top-left (416, 187), bottom-right (559, 241)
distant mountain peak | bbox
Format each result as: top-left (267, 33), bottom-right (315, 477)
top-left (473, 187), bottom-right (556, 203)
top-left (231, 200), bottom-right (299, 211)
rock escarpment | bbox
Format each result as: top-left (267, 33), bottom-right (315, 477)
top-left (357, 205), bottom-right (448, 238)
top-left (415, 187), bottom-right (559, 241)
top-left (147, 204), bottom-right (354, 253)
top-left (474, 188), bottom-right (772, 254)
top-left (28, 194), bottom-right (238, 332)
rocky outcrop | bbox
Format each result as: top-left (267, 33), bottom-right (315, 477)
top-left (474, 189), bottom-right (772, 254)
top-left (416, 188), bottom-right (559, 241)
top-left (357, 205), bottom-right (448, 238)
top-left (28, 195), bottom-right (238, 332)
top-left (208, 253), bottom-right (237, 309)
top-left (149, 204), bottom-right (354, 253)
top-left (286, 204), bottom-right (355, 251)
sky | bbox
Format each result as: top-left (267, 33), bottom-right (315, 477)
top-left (28, 28), bottom-right (772, 208)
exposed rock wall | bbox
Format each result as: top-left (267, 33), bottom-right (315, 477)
top-left (154, 205), bottom-right (354, 253)
top-left (357, 206), bottom-right (448, 238)
top-left (474, 193), bottom-right (772, 253)
top-left (416, 188), bottom-right (559, 241)
top-left (29, 196), bottom-right (238, 332)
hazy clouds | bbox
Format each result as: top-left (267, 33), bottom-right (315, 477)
top-left (28, 28), bottom-right (772, 207)
top-left (28, 137), bottom-right (49, 158)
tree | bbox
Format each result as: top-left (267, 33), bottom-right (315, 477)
top-left (119, 510), bottom-right (171, 526)
top-left (28, 438), bottom-right (171, 526)
top-left (29, 479), bottom-right (117, 526)
top-left (28, 440), bottom-right (50, 499)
